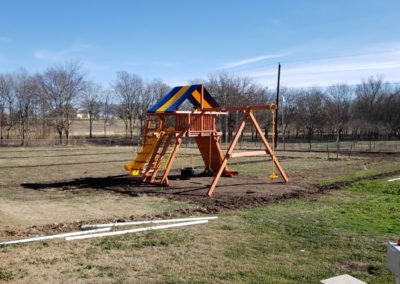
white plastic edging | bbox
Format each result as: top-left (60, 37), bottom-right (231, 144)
top-left (81, 216), bottom-right (218, 229)
top-left (67, 219), bottom-right (208, 241)
top-left (388, 177), bottom-right (400, 182)
top-left (0, 227), bottom-right (111, 246)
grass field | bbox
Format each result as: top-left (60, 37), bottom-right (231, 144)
top-left (0, 145), bottom-right (399, 283)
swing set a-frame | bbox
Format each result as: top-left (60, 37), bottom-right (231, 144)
top-left (124, 84), bottom-right (288, 197)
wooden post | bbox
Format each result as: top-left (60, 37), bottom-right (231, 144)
top-left (207, 114), bottom-right (248, 197)
top-left (249, 111), bottom-right (288, 182)
top-left (160, 135), bottom-right (183, 185)
top-left (201, 85), bottom-right (204, 133)
top-left (188, 113), bottom-right (191, 136)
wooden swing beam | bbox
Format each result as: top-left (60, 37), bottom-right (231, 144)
top-left (207, 106), bottom-right (288, 197)
top-left (203, 104), bottom-right (277, 112)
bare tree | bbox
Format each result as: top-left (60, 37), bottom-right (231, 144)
top-left (13, 70), bottom-right (39, 146)
top-left (297, 88), bottom-right (327, 150)
top-left (137, 79), bottom-right (169, 129)
top-left (0, 74), bottom-right (13, 144)
top-left (325, 84), bottom-right (351, 157)
top-left (204, 73), bottom-right (266, 141)
top-left (100, 88), bottom-right (114, 138)
top-left (381, 87), bottom-right (400, 138)
top-left (280, 88), bottom-right (299, 140)
top-left (353, 76), bottom-right (387, 139)
top-left (81, 82), bottom-right (102, 139)
top-left (36, 73), bottom-right (51, 138)
top-left (39, 62), bottom-right (86, 144)
top-left (113, 71), bottom-right (143, 139)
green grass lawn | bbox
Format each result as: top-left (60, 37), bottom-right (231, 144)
top-left (223, 179), bottom-right (399, 283)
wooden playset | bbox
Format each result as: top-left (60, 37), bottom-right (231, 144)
top-left (124, 84), bottom-right (288, 196)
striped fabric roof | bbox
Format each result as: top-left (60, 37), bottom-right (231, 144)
top-left (147, 85), bottom-right (219, 114)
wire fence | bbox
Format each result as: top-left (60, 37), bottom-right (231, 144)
top-left (1, 136), bottom-right (399, 154)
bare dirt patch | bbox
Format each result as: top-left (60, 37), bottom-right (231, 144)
top-left (1, 146), bottom-right (399, 241)
top-left (21, 172), bottom-right (314, 212)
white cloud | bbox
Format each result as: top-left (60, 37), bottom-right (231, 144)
top-left (220, 53), bottom-right (286, 69)
top-left (237, 43), bottom-right (400, 87)
top-left (0, 36), bottom-right (11, 43)
top-left (34, 44), bottom-right (92, 62)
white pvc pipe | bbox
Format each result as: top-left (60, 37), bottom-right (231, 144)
top-left (67, 219), bottom-right (208, 241)
top-left (388, 177), bottom-right (400, 182)
top-left (0, 227), bottom-right (111, 246)
top-left (81, 216), bottom-right (218, 229)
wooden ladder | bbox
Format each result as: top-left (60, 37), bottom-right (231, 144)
top-left (142, 130), bottom-right (174, 184)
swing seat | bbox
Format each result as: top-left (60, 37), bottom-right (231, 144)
top-left (269, 173), bottom-right (279, 180)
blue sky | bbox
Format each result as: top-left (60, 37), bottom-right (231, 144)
top-left (1, 0), bottom-right (399, 88)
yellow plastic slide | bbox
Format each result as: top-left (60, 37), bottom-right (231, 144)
top-left (124, 135), bottom-right (159, 176)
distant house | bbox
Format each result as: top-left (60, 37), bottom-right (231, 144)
top-left (76, 110), bottom-right (89, 119)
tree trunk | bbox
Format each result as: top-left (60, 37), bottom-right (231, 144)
top-left (336, 131), bottom-right (340, 160)
top-left (42, 115), bottom-right (46, 137)
top-left (129, 117), bottom-right (133, 140)
top-left (58, 130), bottom-right (63, 145)
top-left (0, 109), bottom-right (3, 145)
top-left (20, 120), bottom-right (25, 146)
top-left (65, 129), bottom-right (69, 145)
top-left (89, 114), bottom-right (93, 139)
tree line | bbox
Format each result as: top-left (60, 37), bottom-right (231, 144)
top-left (195, 74), bottom-right (400, 144)
top-left (0, 63), bottom-right (169, 145)
top-left (279, 77), bottom-right (400, 145)
top-left (0, 62), bottom-right (399, 146)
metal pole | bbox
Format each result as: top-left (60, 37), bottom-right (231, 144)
top-left (282, 93), bottom-right (285, 151)
top-left (274, 63), bottom-right (281, 148)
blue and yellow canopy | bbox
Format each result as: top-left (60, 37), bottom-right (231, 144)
top-left (147, 85), bottom-right (219, 114)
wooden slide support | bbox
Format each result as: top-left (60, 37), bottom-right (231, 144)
top-left (195, 134), bottom-right (237, 176)
top-left (159, 135), bottom-right (183, 185)
top-left (207, 108), bottom-right (288, 197)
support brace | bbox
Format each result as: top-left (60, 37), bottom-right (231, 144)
top-left (207, 109), bottom-right (288, 197)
